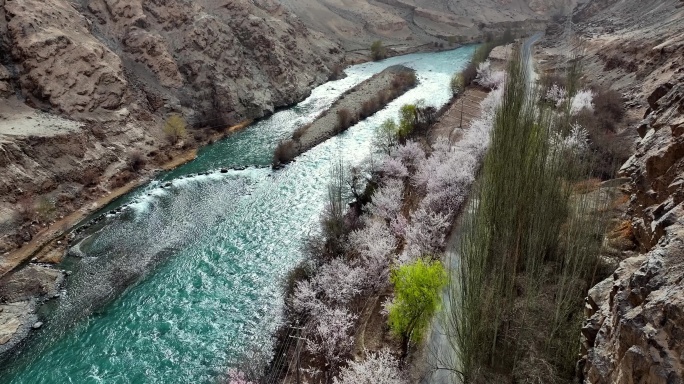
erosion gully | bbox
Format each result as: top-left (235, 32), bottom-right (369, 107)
top-left (1, 46), bottom-right (475, 383)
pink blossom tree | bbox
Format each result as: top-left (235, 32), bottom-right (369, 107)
top-left (227, 369), bottom-right (255, 384)
top-left (379, 157), bottom-right (409, 179)
top-left (391, 140), bottom-right (426, 173)
top-left (315, 259), bottom-right (366, 305)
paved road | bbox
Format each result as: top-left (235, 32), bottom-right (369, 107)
top-left (421, 32), bottom-right (542, 384)
top-left (523, 32), bottom-right (543, 89)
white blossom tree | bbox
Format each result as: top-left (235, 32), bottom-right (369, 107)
top-left (368, 179), bottom-right (404, 222)
top-left (570, 89), bottom-right (595, 115)
top-left (306, 306), bottom-right (357, 372)
top-left (552, 122), bottom-right (590, 155)
top-left (333, 349), bottom-right (407, 384)
top-left (349, 219), bottom-right (398, 291)
top-left (475, 60), bottom-right (506, 90)
top-left (402, 207), bottom-right (451, 261)
top-left (315, 259), bottom-right (366, 304)
top-left (546, 83), bottom-right (567, 107)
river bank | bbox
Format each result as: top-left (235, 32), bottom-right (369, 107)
top-left (0, 118), bottom-right (260, 357)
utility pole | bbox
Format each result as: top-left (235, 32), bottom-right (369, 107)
top-left (288, 326), bottom-right (306, 384)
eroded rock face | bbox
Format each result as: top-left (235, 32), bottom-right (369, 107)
top-left (77, 0), bottom-right (343, 125)
top-left (580, 52), bottom-right (684, 384)
top-left (576, 1), bottom-right (684, 381)
top-left (622, 81), bottom-right (684, 251)
top-left (581, 86), bottom-right (684, 383)
top-left (4, 0), bottom-right (130, 120)
top-left (1, 0), bottom-right (343, 124)
top-left (581, 226), bottom-right (684, 384)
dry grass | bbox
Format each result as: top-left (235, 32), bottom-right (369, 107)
top-left (572, 178), bottom-right (602, 194)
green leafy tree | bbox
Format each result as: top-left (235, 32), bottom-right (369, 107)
top-left (388, 257), bottom-right (447, 355)
top-left (398, 104), bottom-right (418, 139)
top-left (373, 119), bottom-right (399, 154)
top-left (371, 40), bottom-right (387, 61)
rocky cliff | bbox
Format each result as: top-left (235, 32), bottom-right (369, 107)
top-left (0, 0), bottom-right (343, 256)
top-left (576, 0), bottom-right (684, 382)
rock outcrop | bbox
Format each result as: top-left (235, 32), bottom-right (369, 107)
top-left (1, 0), bottom-right (343, 124)
top-left (4, 0), bottom-right (130, 120)
top-left (578, 1), bottom-right (684, 380)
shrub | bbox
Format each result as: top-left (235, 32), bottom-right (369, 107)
top-left (272, 139), bottom-right (297, 166)
top-left (17, 195), bottom-right (35, 222)
top-left (336, 108), bottom-right (355, 132)
top-left (35, 196), bottom-right (56, 222)
top-left (292, 123), bottom-right (310, 141)
top-left (163, 113), bottom-right (187, 144)
top-left (329, 63), bottom-right (345, 80)
top-left (360, 99), bottom-right (378, 119)
top-left (398, 104), bottom-right (418, 139)
top-left (371, 40), bottom-right (388, 61)
top-left (373, 119), bottom-right (399, 154)
top-left (501, 28), bottom-right (514, 44)
top-left (592, 88), bottom-right (626, 132)
top-left (128, 151), bottom-right (146, 172)
top-left (461, 62), bottom-right (478, 87)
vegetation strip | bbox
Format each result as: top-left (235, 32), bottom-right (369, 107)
top-left (272, 66), bottom-right (417, 168)
top-left (450, 46), bottom-right (624, 383)
top-left (229, 45), bottom-right (507, 383)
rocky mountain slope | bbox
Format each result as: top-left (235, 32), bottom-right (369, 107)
top-left (280, 0), bottom-right (574, 49)
top-left (569, 0), bottom-right (684, 382)
top-left (0, 0), bottom-right (343, 256)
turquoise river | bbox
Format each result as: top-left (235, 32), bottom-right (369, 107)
top-left (1, 46), bottom-right (476, 383)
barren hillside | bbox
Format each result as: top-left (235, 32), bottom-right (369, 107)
top-left (280, 0), bottom-right (574, 49)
